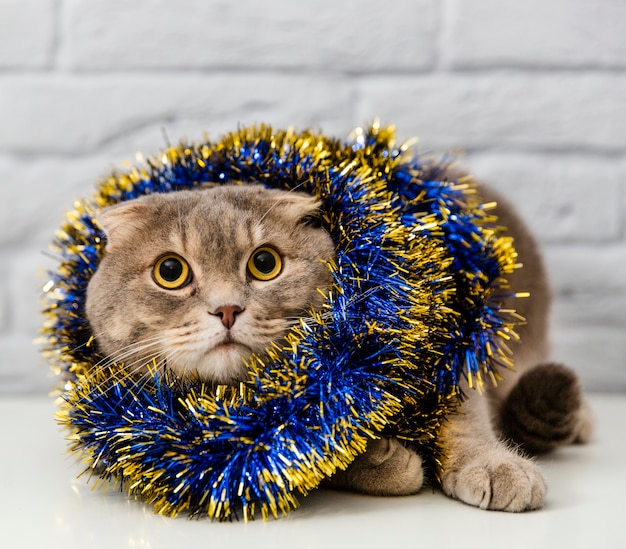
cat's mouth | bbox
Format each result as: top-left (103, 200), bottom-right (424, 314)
top-left (213, 342), bottom-right (247, 352)
top-left (173, 335), bottom-right (253, 384)
top-left (210, 335), bottom-right (252, 355)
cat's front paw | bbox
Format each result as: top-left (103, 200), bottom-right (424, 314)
top-left (325, 437), bottom-right (424, 496)
top-left (441, 451), bottom-right (546, 512)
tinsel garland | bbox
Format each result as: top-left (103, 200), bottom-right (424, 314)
top-left (42, 123), bottom-right (521, 521)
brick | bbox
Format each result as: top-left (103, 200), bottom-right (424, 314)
top-left (544, 244), bottom-right (626, 295)
top-left (463, 153), bottom-right (623, 243)
top-left (555, 290), bottom-right (626, 331)
top-left (10, 249), bottom-right (51, 337)
top-left (551, 292), bottom-right (626, 393)
top-left (0, 249), bottom-right (56, 393)
top-left (64, 0), bottom-right (438, 71)
top-left (0, 153), bottom-right (113, 248)
top-left (551, 324), bottom-right (626, 393)
top-left (622, 158), bottom-right (626, 240)
top-left (446, 0), bottom-right (626, 69)
top-left (0, 268), bottom-right (8, 333)
top-left (0, 0), bottom-right (56, 68)
top-left (543, 243), bottom-right (626, 392)
top-left (0, 333), bottom-right (51, 395)
top-left (356, 74), bottom-right (626, 152)
top-left (0, 74), bottom-right (355, 154)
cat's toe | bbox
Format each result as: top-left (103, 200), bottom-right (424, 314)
top-left (325, 437), bottom-right (424, 496)
top-left (443, 453), bottom-right (546, 512)
top-left (499, 363), bottom-right (588, 454)
top-left (361, 437), bottom-right (406, 467)
top-left (573, 400), bottom-right (595, 444)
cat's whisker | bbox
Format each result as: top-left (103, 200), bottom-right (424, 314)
top-left (329, 284), bottom-right (389, 310)
top-left (131, 360), bottom-right (166, 396)
top-left (100, 351), bottom-right (163, 383)
top-left (284, 309), bottom-right (334, 325)
top-left (90, 340), bottom-right (165, 377)
top-left (86, 184), bottom-right (335, 386)
top-left (90, 333), bottom-right (167, 367)
top-left (251, 181), bottom-right (310, 233)
top-left (68, 339), bottom-right (93, 356)
top-left (92, 350), bottom-right (170, 399)
top-left (89, 337), bottom-right (171, 384)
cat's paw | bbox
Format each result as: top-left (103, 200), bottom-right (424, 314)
top-left (499, 363), bottom-right (593, 454)
top-left (325, 437), bottom-right (424, 496)
top-left (573, 400), bottom-right (595, 444)
top-left (441, 451), bottom-right (546, 512)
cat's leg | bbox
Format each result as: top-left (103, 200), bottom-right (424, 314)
top-left (438, 389), bottom-right (547, 512)
top-left (325, 437), bottom-right (424, 496)
top-left (497, 363), bottom-right (595, 455)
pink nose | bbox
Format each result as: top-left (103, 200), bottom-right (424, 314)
top-left (211, 305), bottom-right (243, 329)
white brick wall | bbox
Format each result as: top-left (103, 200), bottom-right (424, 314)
top-left (1, 0), bottom-right (624, 394)
top-left (0, 0), bottom-right (56, 68)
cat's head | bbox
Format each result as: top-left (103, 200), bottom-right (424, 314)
top-left (85, 185), bottom-right (335, 384)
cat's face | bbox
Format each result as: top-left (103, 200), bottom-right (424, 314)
top-left (85, 185), bottom-right (335, 384)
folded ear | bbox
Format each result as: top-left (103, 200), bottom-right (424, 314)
top-left (97, 200), bottom-right (151, 252)
top-left (270, 191), bottom-right (324, 227)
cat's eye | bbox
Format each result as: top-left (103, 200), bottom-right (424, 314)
top-left (247, 246), bottom-right (282, 281)
top-left (152, 254), bottom-right (191, 289)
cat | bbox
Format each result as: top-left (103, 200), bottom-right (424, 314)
top-left (327, 184), bottom-right (594, 510)
top-left (86, 182), bottom-right (594, 512)
top-left (86, 185), bottom-right (335, 385)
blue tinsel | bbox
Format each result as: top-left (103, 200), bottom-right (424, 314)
top-left (42, 123), bottom-right (520, 520)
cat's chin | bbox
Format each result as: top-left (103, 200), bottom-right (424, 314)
top-left (171, 343), bottom-right (252, 384)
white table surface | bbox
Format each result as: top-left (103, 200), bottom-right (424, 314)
top-left (1, 394), bottom-right (625, 549)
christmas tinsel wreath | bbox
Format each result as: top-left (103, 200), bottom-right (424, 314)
top-left (42, 123), bottom-right (521, 521)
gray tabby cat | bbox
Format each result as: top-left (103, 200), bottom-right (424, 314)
top-left (87, 185), bottom-right (335, 385)
top-left (86, 183), bottom-right (594, 512)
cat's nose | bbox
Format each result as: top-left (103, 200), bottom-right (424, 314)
top-left (211, 305), bottom-right (244, 329)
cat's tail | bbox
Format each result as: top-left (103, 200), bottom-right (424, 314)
top-left (498, 363), bottom-right (594, 455)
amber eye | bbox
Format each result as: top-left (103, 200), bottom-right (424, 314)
top-left (247, 246), bottom-right (282, 281)
top-left (153, 254), bottom-right (191, 289)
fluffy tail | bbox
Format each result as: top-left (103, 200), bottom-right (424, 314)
top-left (498, 363), bottom-right (592, 455)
